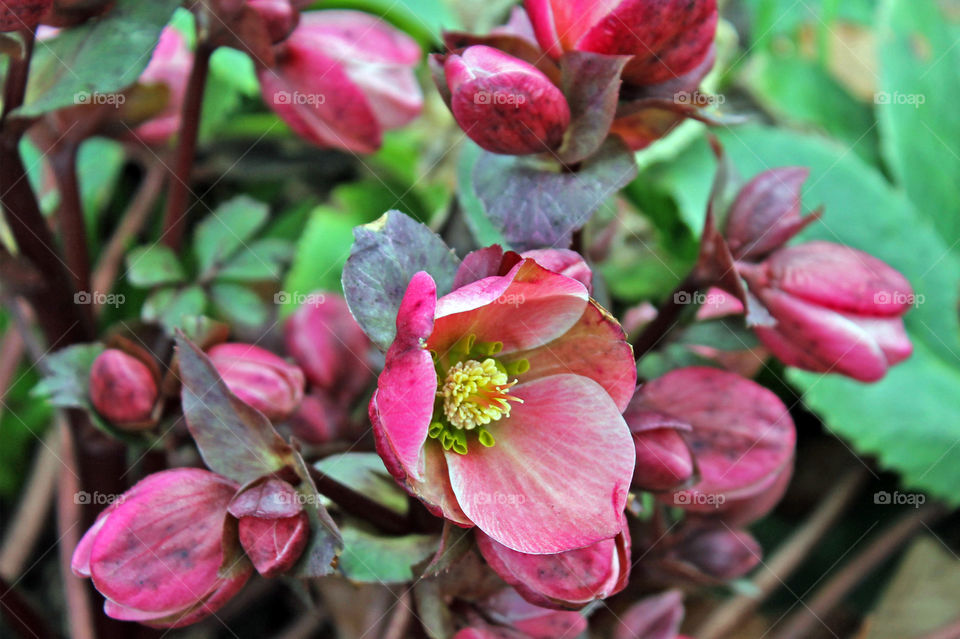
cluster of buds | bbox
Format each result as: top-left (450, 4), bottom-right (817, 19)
top-left (431, 0), bottom-right (719, 157)
top-left (720, 168), bottom-right (914, 382)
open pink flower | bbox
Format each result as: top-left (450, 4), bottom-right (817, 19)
top-left (71, 469), bottom-right (250, 627)
top-left (260, 10), bottom-right (422, 152)
top-left (370, 256), bottom-right (636, 554)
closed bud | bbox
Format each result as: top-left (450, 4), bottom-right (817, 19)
top-left (207, 343), bottom-right (305, 420)
top-left (248, 0), bottom-right (298, 44)
top-left (286, 393), bottom-right (351, 445)
top-left (284, 293), bottom-right (372, 402)
top-left (741, 241), bottom-right (914, 382)
top-left (525, 0), bottom-right (717, 86)
top-left (440, 45), bottom-right (570, 155)
top-left (675, 526), bottom-right (761, 581)
top-left (89, 349), bottom-right (158, 429)
top-left (228, 478), bottom-right (309, 577)
top-left (130, 27), bottom-right (193, 145)
top-left (631, 426), bottom-right (696, 492)
top-left (0, 0), bottom-right (52, 31)
top-left (725, 167), bottom-right (817, 260)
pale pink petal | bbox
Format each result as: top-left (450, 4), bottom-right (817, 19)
top-left (446, 375), bottom-right (633, 554)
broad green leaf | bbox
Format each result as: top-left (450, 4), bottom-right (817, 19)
top-left (342, 211), bottom-right (460, 351)
top-left (19, 0), bottom-right (181, 116)
top-left (877, 0), bottom-right (960, 249)
top-left (314, 454), bottom-right (409, 515)
top-left (142, 285), bottom-right (207, 334)
top-left (215, 239), bottom-right (293, 282)
top-left (78, 137), bottom-right (125, 235)
top-left (314, 0), bottom-right (461, 47)
top-left (210, 283), bottom-right (269, 329)
top-left (176, 335), bottom-right (295, 485)
top-left (125, 245), bottom-right (186, 287)
top-left (339, 525), bottom-right (438, 584)
top-left (194, 196), bottom-right (270, 276)
top-left (714, 125), bottom-right (960, 504)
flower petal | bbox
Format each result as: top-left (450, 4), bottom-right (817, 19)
top-left (431, 259), bottom-right (588, 358)
top-left (502, 300), bottom-right (635, 411)
top-left (374, 272), bottom-right (439, 481)
top-left (446, 374), bottom-right (633, 554)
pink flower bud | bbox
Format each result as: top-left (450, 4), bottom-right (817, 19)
top-left (228, 478), bottom-right (309, 577)
top-left (287, 393), bottom-right (351, 445)
top-left (477, 520), bottom-right (630, 609)
top-left (0, 0), bottom-right (52, 31)
top-left (742, 241), bottom-right (914, 382)
top-left (207, 343), bottom-right (305, 420)
top-left (613, 590), bottom-right (685, 639)
top-left (248, 0), bottom-right (298, 43)
top-left (284, 293), bottom-right (372, 402)
top-left (441, 45), bottom-right (571, 155)
top-left (71, 469), bottom-right (250, 628)
top-left (521, 249), bottom-right (592, 292)
top-left (457, 587), bottom-right (588, 639)
top-left (525, 0), bottom-right (717, 86)
top-left (626, 411), bottom-right (696, 492)
top-left (725, 168), bottom-right (817, 260)
top-left (133, 27), bottom-right (193, 145)
top-left (89, 349), bottom-right (158, 428)
top-left (261, 10), bottom-right (422, 152)
top-left (674, 526), bottom-right (761, 581)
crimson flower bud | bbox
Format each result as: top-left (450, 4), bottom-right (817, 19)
top-left (207, 343), bottom-right (305, 420)
top-left (260, 10), bottom-right (422, 152)
top-left (525, 0), bottom-right (717, 86)
top-left (248, 0), bottom-right (298, 44)
top-left (629, 421), bottom-right (696, 493)
top-left (287, 393), bottom-right (351, 445)
top-left (284, 293), bottom-right (372, 402)
top-left (675, 526), bottom-right (761, 581)
top-left (741, 241), bottom-right (914, 382)
top-left (441, 45), bottom-right (571, 155)
top-left (89, 349), bottom-right (158, 428)
top-left (0, 0), bottom-right (52, 31)
top-left (228, 478), bottom-right (309, 577)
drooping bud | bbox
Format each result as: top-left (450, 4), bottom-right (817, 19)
top-left (248, 0), bottom-right (298, 44)
top-left (89, 349), bottom-right (158, 429)
top-left (613, 590), bottom-right (685, 639)
top-left (207, 343), bottom-right (305, 420)
top-left (741, 241), bottom-right (914, 382)
top-left (0, 0), bottom-right (53, 31)
top-left (284, 292), bottom-right (372, 402)
top-left (625, 407), bottom-right (696, 492)
top-left (440, 45), bottom-right (570, 155)
top-left (725, 167), bottom-right (817, 260)
top-left (525, 0), bottom-right (717, 87)
top-left (228, 477), bottom-right (309, 577)
top-left (674, 525), bottom-right (761, 581)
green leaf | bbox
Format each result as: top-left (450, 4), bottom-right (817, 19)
top-left (715, 124), bottom-right (960, 504)
top-left (342, 211), bottom-right (460, 351)
top-left (877, 0), bottom-right (960, 250)
top-left (314, 454), bottom-right (409, 515)
top-left (457, 142), bottom-right (507, 247)
top-left (314, 0), bottom-right (461, 47)
top-left (126, 245), bottom-right (186, 287)
top-left (32, 343), bottom-right (104, 409)
top-left (215, 238), bottom-right (293, 282)
top-left (18, 0), bottom-right (181, 117)
top-left (194, 196), bottom-right (270, 277)
top-left (176, 335), bottom-right (295, 485)
top-left (210, 283), bottom-right (269, 329)
top-left (1, 366), bottom-right (52, 498)
top-left (339, 525), bottom-right (438, 584)
top-left (142, 285), bottom-right (207, 334)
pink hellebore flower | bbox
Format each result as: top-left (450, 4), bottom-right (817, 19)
top-left (525, 0), bottom-right (718, 86)
top-left (741, 241), bottom-right (914, 382)
top-left (520, 248), bottom-right (592, 293)
top-left (442, 45), bottom-right (571, 155)
top-left (260, 10), bottom-right (423, 152)
top-left (71, 469), bottom-right (250, 627)
top-left (134, 27), bottom-right (194, 145)
top-left (370, 256), bottom-right (636, 554)
top-left (207, 343), bottom-right (305, 420)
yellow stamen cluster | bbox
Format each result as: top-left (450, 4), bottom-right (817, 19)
top-left (440, 358), bottom-right (522, 430)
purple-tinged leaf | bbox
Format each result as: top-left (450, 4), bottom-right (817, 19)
top-left (342, 211), bottom-right (460, 351)
top-left (556, 51), bottom-right (629, 165)
top-left (176, 334), bottom-right (295, 484)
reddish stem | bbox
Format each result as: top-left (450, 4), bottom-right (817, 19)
top-left (632, 274), bottom-right (702, 362)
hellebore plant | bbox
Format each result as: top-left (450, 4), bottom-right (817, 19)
top-left (370, 250), bottom-right (636, 554)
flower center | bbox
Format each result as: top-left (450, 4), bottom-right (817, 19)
top-left (440, 358), bottom-right (522, 430)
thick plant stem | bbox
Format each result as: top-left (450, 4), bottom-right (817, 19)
top-left (632, 275), bottom-right (702, 362)
top-left (51, 142), bottom-right (93, 301)
top-left (160, 42), bottom-right (213, 251)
